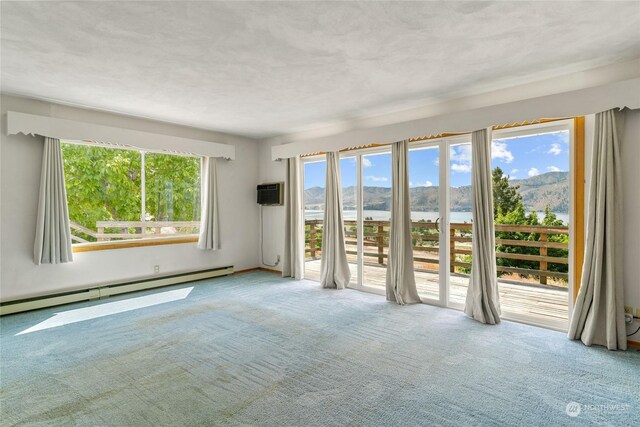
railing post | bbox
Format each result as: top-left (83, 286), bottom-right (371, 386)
top-left (539, 232), bottom-right (548, 285)
top-left (97, 226), bottom-right (105, 242)
top-left (377, 224), bottom-right (384, 265)
top-left (450, 227), bottom-right (456, 273)
top-left (309, 222), bottom-right (316, 259)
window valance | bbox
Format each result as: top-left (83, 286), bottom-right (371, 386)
top-left (271, 77), bottom-right (640, 160)
top-left (7, 111), bottom-right (235, 160)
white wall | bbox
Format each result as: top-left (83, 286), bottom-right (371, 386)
top-left (584, 109), bottom-right (640, 340)
top-left (257, 139), bottom-right (286, 269)
top-left (621, 109), bottom-right (640, 341)
top-left (0, 95), bottom-right (260, 302)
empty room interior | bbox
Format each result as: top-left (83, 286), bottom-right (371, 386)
top-left (1, 1), bottom-right (640, 425)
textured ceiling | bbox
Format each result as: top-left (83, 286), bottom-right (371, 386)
top-left (1, 1), bottom-right (639, 138)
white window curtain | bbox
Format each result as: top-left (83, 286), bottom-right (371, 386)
top-left (320, 152), bottom-right (351, 289)
top-left (283, 156), bottom-right (305, 279)
top-left (197, 157), bottom-right (220, 250)
top-left (34, 137), bottom-right (73, 265)
top-left (386, 140), bottom-right (420, 304)
top-left (464, 128), bottom-right (501, 324)
top-left (569, 108), bottom-right (626, 350)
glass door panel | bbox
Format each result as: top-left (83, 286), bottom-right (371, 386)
top-left (340, 156), bottom-right (359, 287)
top-left (490, 129), bottom-right (570, 329)
top-left (303, 159), bottom-right (326, 281)
top-left (448, 142), bottom-right (473, 307)
top-left (408, 146), bottom-right (440, 301)
top-left (361, 152), bottom-right (392, 290)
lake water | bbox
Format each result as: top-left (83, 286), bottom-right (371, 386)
top-left (305, 210), bottom-right (570, 225)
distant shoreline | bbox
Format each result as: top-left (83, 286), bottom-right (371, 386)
top-left (304, 209), bottom-right (570, 225)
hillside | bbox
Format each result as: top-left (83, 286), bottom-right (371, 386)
top-left (305, 171), bottom-right (569, 213)
top-left (510, 171), bottom-right (570, 213)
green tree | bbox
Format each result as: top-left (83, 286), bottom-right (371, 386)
top-left (145, 153), bottom-right (200, 222)
top-left (63, 144), bottom-right (141, 239)
top-left (492, 166), bottom-right (522, 219)
top-left (541, 205), bottom-right (569, 278)
top-left (62, 144), bottom-right (201, 241)
top-left (490, 168), bottom-right (568, 283)
top-left (542, 205), bottom-right (563, 227)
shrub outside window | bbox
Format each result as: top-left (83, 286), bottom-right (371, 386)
top-left (61, 142), bottom-right (201, 245)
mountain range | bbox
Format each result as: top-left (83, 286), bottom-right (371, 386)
top-left (304, 171), bottom-right (569, 213)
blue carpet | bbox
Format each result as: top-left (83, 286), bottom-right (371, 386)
top-left (1, 271), bottom-right (638, 426)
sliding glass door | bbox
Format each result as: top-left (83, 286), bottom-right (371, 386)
top-left (447, 141), bottom-right (473, 308)
top-left (487, 124), bottom-right (572, 329)
top-left (441, 123), bottom-right (573, 330)
top-left (408, 145), bottom-right (440, 301)
top-left (341, 156), bottom-right (359, 287)
top-left (302, 154), bottom-right (360, 287)
top-left (361, 151), bottom-right (392, 292)
top-left (301, 120), bottom-right (575, 331)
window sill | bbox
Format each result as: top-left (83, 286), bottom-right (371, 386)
top-left (72, 235), bottom-right (199, 253)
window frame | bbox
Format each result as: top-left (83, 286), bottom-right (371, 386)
top-left (62, 140), bottom-right (202, 252)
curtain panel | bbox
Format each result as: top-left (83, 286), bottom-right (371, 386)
top-left (320, 152), bottom-right (351, 289)
top-left (34, 137), bottom-right (74, 264)
top-left (464, 128), bottom-right (501, 324)
top-left (385, 140), bottom-right (421, 304)
top-left (568, 108), bottom-right (626, 350)
top-left (283, 156), bottom-right (305, 279)
top-left (197, 157), bottom-right (220, 250)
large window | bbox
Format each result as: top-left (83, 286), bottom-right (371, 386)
top-left (62, 142), bottom-right (201, 244)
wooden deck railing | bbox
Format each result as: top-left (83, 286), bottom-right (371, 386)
top-left (70, 221), bottom-right (200, 242)
top-left (305, 219), bottom-right (569, 286)
top-left (69, 222), bottom-right (97, 243)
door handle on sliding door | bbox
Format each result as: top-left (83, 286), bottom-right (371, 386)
top-left (435, 217), bottom-right (439, 233)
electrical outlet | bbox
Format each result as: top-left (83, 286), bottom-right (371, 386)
top-left (625, 313), bottom-right (634, 324)
top-left (154, 265), bottom-right (160, 274)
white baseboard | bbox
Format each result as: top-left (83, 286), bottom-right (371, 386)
top-left (0, 266), bottom-right (234, 316)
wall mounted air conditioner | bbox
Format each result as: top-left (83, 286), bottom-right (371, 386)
top-left (257, 183), bottom-right (284, 206)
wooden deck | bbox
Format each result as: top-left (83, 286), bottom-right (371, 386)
top-left (304, 259), bottom-right (568, 330)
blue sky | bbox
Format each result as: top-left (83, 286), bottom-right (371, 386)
top-left (304, 130), bottom-right (569, 189)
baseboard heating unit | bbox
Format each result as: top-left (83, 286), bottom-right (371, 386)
top-left (0, 266), bottom-right (234, 316)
